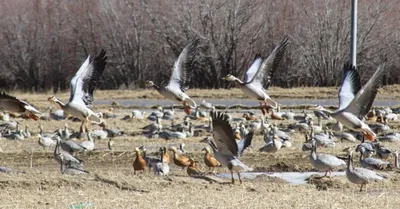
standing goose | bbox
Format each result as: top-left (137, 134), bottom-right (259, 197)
top-left (313, 62), bottom-right (386, 141)
top-left (202, 147), bottom-right (221, 173)
top-left (309, 141), bottom-right (346, 179)
top-left (80, 132), bottom-right (95, 151)
top-left (153, 147), bottom-right (170, 176)
top-left (187, 158), bottom-right (204, 176)
top-left (54, 137), bottom-right (83, 168)
top-left (169, 146), bottom-right (191, 169)
top-left (0, 92), bottom-right (42, 120)
top-left (259, 129), bottom-right (282, 153)
top-left (133, 147), bottom-right (147, 174)
top-left (200, 111), bottom-right (253, 184)
top-left (59, 157), bottom-right (88, 175)
top-left (48, 50), bottom-right (107, 134)
top-left (346, 150), bottom-right (387, 191)
top-left (223, 36), bottom-right (288, 115)
top-left (146, 38), bottom-right (200, 115)
top-left (38, 133), bottom-right (56, 150)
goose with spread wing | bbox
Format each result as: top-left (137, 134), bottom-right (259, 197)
top-left (312, 62), bottom-right (386, 141)
top-left (146, 38), bottom-right (200, 115)
top-left (200, 111), bottom-right (253, 184)
top-left (0, 92), bottom-right (42, 120)
top-left (48, 50), bottom-right (107, 134)
top-left (223, 36), bottom-right (288, 115)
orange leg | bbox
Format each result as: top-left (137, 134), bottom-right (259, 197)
top-left (363, 131), bottom-right (376, 141)
top-left (260, 102), bottom-right (266, 115)
top-left (79, 121), bottom-right (84, 134)
top-left (183, 102), bottom-right (192, 115)
top-left (263, 100), bottom-right (271, 114)
top-left (85, 117), bottom-right (90, 133)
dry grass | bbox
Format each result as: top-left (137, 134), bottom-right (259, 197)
top-left (9, 84), bottom-right (400, 103)
top-left (1, 108), bottom-right (400, 208)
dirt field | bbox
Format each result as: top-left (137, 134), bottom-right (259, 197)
top-left (1, 93), bottom-right (400, 208)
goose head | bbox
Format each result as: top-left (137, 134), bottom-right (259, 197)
top-left (201, 146), bottom-right (211, 153)
top-left (47, 96), bottom-right (58, 103)
top-left (199, 136), bottom-right (212, 144)
top-left (145, 80), bottom-right (155, 87)
top-left (222, 74), bottom-right (238, 81)
top-left (134, 147), bottom-right (141, 155)
top-left (169, 146), bottom-right (178, 154)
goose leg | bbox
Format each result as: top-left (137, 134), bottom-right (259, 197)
top-left (263, 99), bottom-right (270, 114)
top-left (84, 116), bottom-right (91, 133)
top-left (79, 121), bottom-right (84, 134)
top-left (238, 172), bottom-right (242, 184)
top-left (182, 102), bottom-right (191, 115)
top-left (230, 170), bottom-right (235, 184)
top-left (260, 102), bottom-right (266, 115)
top-left (360, 184), bottom-right (364, 192)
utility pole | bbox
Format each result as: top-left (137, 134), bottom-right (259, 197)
top-left (350, 0), bottom-right (358, 67)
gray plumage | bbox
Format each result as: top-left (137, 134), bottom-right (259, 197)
top-left (201, 111), bottom-right (253, 184)
top-left (346, 150), bottom-right (387, 191)
top-left (309, 141), bottom-right (346, 177)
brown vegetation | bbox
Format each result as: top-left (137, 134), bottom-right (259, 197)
top-left (1, 0), bottom-right (400, 92)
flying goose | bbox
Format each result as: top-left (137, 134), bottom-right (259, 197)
top-left (0, 92), bottom-right (42, 120)
top-left (223, 36), bottom-right (288, 115)
top-left (146, 38), bottom-right (200, 115)
top-left (48, 50), bottom-right (107, 134)
top-left (201, 111), bottom-right (253, 184)
top-left (312, 62), bottom-right (386, 141)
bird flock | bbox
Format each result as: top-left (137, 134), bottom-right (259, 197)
top-left (0, 37), bottom-right (395, 192)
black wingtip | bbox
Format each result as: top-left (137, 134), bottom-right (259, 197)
top-left (254, 53), bottom-right (262, 60)
top-left (97, 49), bottom-right (108, 63)
top-left (280, 35), bottom-right (289, 45)
top-left (343, 62), bottom-right (356, 72)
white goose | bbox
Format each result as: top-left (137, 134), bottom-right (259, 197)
top-left (223, 36), bottom-right (288, 115)
top-left (0, 92), bottom-right (42, 120)
top-left (313, 62), bottom-right (386, 141)
top-left (146, 38), bottom-right (200, 115)
top-left (48, 50), bottom-right (107, 134)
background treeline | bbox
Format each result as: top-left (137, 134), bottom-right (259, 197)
top-left (1, 0), bottom-right (399, 92)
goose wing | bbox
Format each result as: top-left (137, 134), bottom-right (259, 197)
top-left (338, 63), bottom-right (361, 110)
top-left (246, 36), bottom-right (288, 89)
top-left (345, 62), bottom-right (386, 116)
top-left (211, 111), bottom-right (239, 157)
top-left (166, 38), bottom-right (200, 92)
top-left (69, 50), bottom-right (107, 109)
top-left (0, 92), bottom-right (41, 115)
top-left (243, 54), bottom-right (263, 84)
top-left (237, 131), bottom-right (254, 157)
